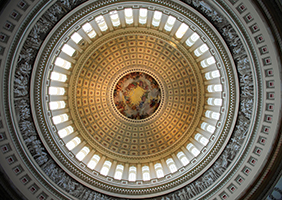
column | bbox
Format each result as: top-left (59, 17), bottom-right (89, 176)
top-left (149, 162), bottom-right (157, 179)
top-left (122, 163), bottom-right (129, 180)
top-left (171, 153), bottom-right (183, 169)
top-left (161, 159), bottom-right (170, 175)
top-left (108, 160), bottom-right (117, 177)
top-left (83, 150), bottom-right (96, 164)
top-left (137, 163), bottom-right (142, 181)
top-left (72, 141), bottom-right (86, 155)
top-left (181, 146), bottom-right (194, 161)
top-left (95, 156), bottom-right (106, 172)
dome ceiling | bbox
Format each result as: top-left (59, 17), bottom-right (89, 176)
top-left (0, 0), bottom-right (281, 200)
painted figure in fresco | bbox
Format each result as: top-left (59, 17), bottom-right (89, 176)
top-left (114, 72), bottom-right (161, 120)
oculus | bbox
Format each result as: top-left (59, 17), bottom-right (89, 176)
top-left (114, 72), bottom-right (161, 120)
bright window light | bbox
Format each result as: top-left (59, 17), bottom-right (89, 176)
top-left (186, 143), bottom-right (200, 157)
top-left (100, 160), bottom-right (112, 176)
top-left (58, 126), bottom-right (73, 138)
top-left (194, 44), bottom-right (209, 57)
top-left (54, 57), bottom-right (71, 70)
top-left (186, 32), bottom-right (200, 46)
top-left (201, 122), bottom-right (216, 133)
top-left (205, 70), bottom-right (220, 80)
top-left (114, 165), bottom-right (124, 180)
top-left (110, 11), bottom-right (120, 27)
top-left (207, 84), bottom-right (222, 92)
top-left (95, 15), bottom-right (108, 31)
top-left (139, 8), bottom-right (147, 24)
top-left (201, 56), bottom-right (216, 68)
top-left (166, 158), bottom-right (177, 173)
top-left (62, 44), bottom-right (76, 57)
top-left (164, 16), bottom-right (176, 31)
top-left (177, 151), bottom-right (189, 166)
top-left (154, 163), bottom-right (164, 178)
top-left (66, 137), bottom-right (81, 150)
top-left (124, 8), bottom-right (133, 24)
top-left (49, 101), bottom-right (66, 110)
top-left (205, 110), bottom-right (220, 120)
top-left (52, 114), bottom-right (68, 125)
top-left (128, 166), bottom-right (136, 182)
top-left (175, 23), bottom-right (189, 39)
top-left (48, 87), bottom-right (65, 95)
top-left (195, 133), bottom-right (209, 146)
top-left (50, 72), bottom-right (67, 82)
top-left (142, 166), bottom-right (150, 181)
top-left (87, 155), bottom-right (100, 169)
top-left (76, 146), bottom-right (90, 161)
top-left (71, 32), bottom-right (83, 44)
top-left (152, 11), bottom-right (162, 27)
top-left (82, 23), bottom-right (97, 38)
top-left (207, 98), bottom-right (222, 106)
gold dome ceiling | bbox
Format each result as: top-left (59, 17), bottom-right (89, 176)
top-left (72, 34), bottom-right (205, 158)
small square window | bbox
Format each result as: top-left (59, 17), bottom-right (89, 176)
top-left (17, 1), bottom-right (29, 11)
top-left (254, 147), bottom-right (262, 155)
top-left (263, 57), bottom-right (271, 65)
top-left (250, 24), bottom-right (259, 33)
top-left (20, 175), bottom-right (30, 185)
top-left (10, 10), bottom-right (21, 21)
top-left (237, 4), bottom-right (247, 13)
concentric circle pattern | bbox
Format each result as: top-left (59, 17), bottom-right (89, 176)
top-left (73, 34), bottom-right (204, 157)
top-left (3, 0), bottom-right (281, 199)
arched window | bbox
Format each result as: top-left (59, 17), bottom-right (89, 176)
top-left (52, 114), bottom-right (68, 125)
top-left (49, 101), bottom-right (66, 110)
top-left (71, 32), bottom-right (83, 44)
top-left (76, 146), bottom-right (90, 161)
top-left (194, 44), bottom-right (209, 57)
top-left (205, 110), bottom-right (220, 120)
top-left (201, 56), bottom-right (216, 68)
top-left (95, 15), bottom-right (108, 31)
top-left (142, 166), bottom-right (150, 181)
top-left (175, 23), bottom-right (189, 39)
top-left (110, 10), bottom-right (120, 27)
top-left (201, 122), bottom-right (216, 133)
top-left (124, 8), bottom-right (133, 24)
top-left (186, 143), bottom-right (200, 157)
top-left (87, 154), bottom-right (100, 170)
top-left (58, 126), bottom-right (73, 138)
top-left (195, 133), bottom-right (209, 146)
top-left (66, 137), bottom-right (81, 150)
top-left (139, 8), bottom-right (147, 24)
top-left (114, 165), bottom-right (124, 180)
top-left (152, 11), bottom-right (162, 27)
top-left (82, 23), bottom-right (96, 38)
top-left (100, 160), bottom-right (112, 176)
top-left (50, 71), bottom-right (67, 82)
top-left (177, 151), bottom-right (189, 166)
top-left (49, 87), bottom-right (65, 95)
top-left (207, 84), bottom-right (222, 92)
top-left (54, 57), bottom-right (71, 69)
top-left (166, 158), bottom-right (177, 173)
top-left (62, 44), bottom-right (76, 57)
top-left (205, 70), bottom-right (220, 80)
top-left (164, 16), bottom-right (176, 31)
top-left (128, 166), bottom-right (136, 182)
top-left (207, 98), bottom-right (222, 106)
top-left (186, 32), bottom-right (200, 46)
top-left (154, 163), bottom-right (164, 178)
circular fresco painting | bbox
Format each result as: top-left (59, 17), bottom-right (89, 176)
top-left (114, 72), bottom-right (161, 120)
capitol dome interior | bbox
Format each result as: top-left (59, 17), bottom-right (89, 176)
top-left (0, 0), bottom-right (281, 199)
